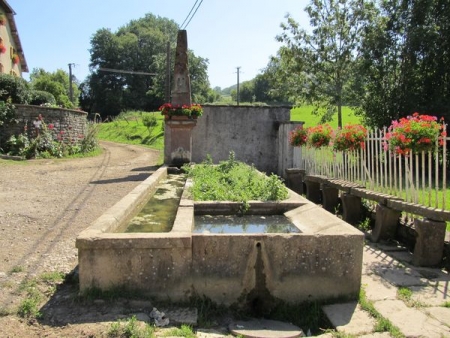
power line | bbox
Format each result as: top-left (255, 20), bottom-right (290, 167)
top-left (98, 68), bottom-right (157, 76)
top-left (179, 0), bottom-right (199, 29)
top-left (180, 0), bottom-right (204, 30)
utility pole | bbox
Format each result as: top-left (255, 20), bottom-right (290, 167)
top-left (68, 63), bottom-right (75, 104)
top-left (165, 41), bottom-right (171, 103)
top-left (236, 66), bottom-right (241, 106)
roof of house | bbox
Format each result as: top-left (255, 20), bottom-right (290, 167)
top-left (0, 0), bottom-right (29, 73)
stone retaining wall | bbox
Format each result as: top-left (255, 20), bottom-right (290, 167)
top-left (0, 104), bottom-right (88, 145)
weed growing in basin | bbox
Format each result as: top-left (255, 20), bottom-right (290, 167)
top-left (183, 151), bottom-right (288, 206)
top-left (107, 315), bottom-right (155, 338)
top-left (443, 301), bottom-right (450, 308)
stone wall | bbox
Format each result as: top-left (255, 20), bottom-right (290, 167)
top-left (1, 104), bottom-right (88, 145)
top-left (191, 105), bottom-right (301, 176)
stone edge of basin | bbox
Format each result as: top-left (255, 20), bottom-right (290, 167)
top-left (76, 166), bottom-right (363, 249)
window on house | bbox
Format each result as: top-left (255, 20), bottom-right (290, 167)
top-left (0, 63), bottom-right (3, 73)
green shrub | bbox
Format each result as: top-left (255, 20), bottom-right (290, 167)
top-left (29, 90), bottom-right (56, 106)
top-left (0, 99), bottom-right (16, 127)
top-left (0, 74), bottom-right (30, 104)
top-left (4, 120), bottom-right (99, 158)
top-left (6, 133), bottom-right (29, 156)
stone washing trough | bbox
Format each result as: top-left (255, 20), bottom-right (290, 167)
top-left (76, 166), bottom-right (363, 306)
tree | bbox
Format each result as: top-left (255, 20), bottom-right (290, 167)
top-left (238, 80), bottom-right (255, 103)
top-left (189, 54), bottom-right (210, 103)
top-left (260, 54), bottom-right (299, 104)
top-left (29, 68), bottom-right (79, 108)
top-left (276, 0), bottom-right (375, 127)
top-left (358, 0), bottom-right (450, 127)
top-left (85, 14), bottom-right (211, 116)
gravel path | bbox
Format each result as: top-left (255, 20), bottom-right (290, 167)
top-left (0, 141), bottom-right (162, 337)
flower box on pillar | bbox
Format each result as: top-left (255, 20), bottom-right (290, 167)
top-left (163, 30), bottom-right (199, 167)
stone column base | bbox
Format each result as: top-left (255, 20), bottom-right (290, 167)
top-left (304, 180), bottom-right (321, 204)
top-left (285, 168), bottom-right (305, 195)
top-left (321, 184), bottom-right (339, 213)
top-left (371, 204), bottom-right (401, 242)
top-left (413, 218), bottom-right (446, 267)
top-left (164, 119), bottom-right (197, 166)
top-left (341, 193), bottom-right (362, 225)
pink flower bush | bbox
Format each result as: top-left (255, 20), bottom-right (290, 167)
top-left (385, 113), bottom-right (446, 155)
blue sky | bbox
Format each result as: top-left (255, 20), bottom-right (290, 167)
top-left (9, 0), bottom-right (309, 89)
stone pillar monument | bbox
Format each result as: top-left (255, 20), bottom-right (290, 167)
top-left (172, 30), bottom-right (191, 106)
top-left (164, 30), bottom-right (197, 167)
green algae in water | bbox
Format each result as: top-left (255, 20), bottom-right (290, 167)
top-left (124, 174), bottom-right (185, 233)
top-left (194, 215), bottom-right (301, 234)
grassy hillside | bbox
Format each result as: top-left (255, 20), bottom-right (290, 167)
top-left (97, 111), bottom-right (165, 151)
top-left (291, 106), bottom-right (362, 128)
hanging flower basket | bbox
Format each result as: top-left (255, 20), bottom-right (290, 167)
top-left (0, 43), bottom-right (6, 54)
top-left (384, 113), bottom-right (446, 155)
top-left (307, 124), bottom-right (333, 148)
top-left (332, 124), bottom-right (368, 152)
top-left (289, 126), bottom-right (308, 147)
top-left (159, 103), bottom-right (203, 119)
top-left (12, 54), bottom-right (20, 65)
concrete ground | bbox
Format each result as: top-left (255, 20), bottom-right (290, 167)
top-left (322, 240), bottom-right (450, 337)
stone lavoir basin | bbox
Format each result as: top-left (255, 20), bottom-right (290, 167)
top-left (76, 165), bottom-right (363, 307)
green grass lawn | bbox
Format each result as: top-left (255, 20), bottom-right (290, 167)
top-left (96, 111), bottom-right (165, 151)
top-left (291, 105), bottom-right (362, 128)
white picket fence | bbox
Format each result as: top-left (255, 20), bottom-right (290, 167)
top-left (300, 125), bottom-right (448, 211)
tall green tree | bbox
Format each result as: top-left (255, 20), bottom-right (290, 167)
top-left (276, 0), bottom-right (375, 127)
top-left (358, 0), bottom-right (450, 127)
top-left (29, 68), bottom-right (79, 108)
top-left (84, 14), bottom-right (211, 116)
